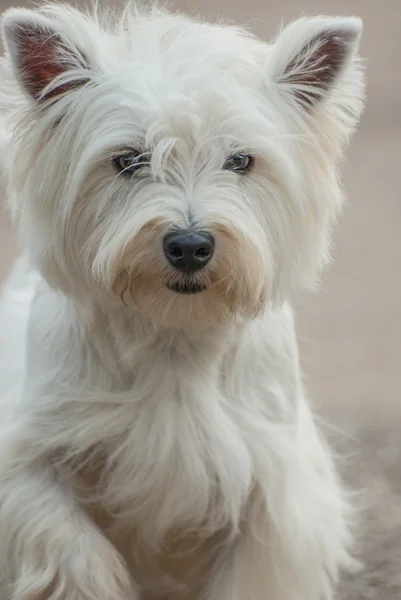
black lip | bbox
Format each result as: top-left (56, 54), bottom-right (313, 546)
top-left (167, 282), bottom-right (206, 295)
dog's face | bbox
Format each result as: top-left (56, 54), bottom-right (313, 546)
top-left (1, 5), bottom-right (364, 327)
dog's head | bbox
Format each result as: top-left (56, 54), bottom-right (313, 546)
top-left (1, 5), bottom-right (364, 327)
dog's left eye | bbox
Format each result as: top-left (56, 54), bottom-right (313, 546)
top-left (114, 151), bottom-right (149, 175)
top-left (223, 153), bottom-right (253, 173)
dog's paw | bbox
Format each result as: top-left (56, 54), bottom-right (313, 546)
top-left (9, 532), bottom-right (138, 600)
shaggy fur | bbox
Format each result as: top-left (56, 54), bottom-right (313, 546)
top-left (0, 4), bottom-right (365, 599)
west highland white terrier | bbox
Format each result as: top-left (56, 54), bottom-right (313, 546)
top-left (0, 3), bottom-right (365, 599)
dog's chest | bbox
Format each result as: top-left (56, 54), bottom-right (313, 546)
top-left (75, 315), bottom-right (295, 594)
top-left (81, 336), bottom-right (259, 540)
top-left (76, 314), bottom-right (298, 548)
top-left (120, 377), bottom-right (251, 523)
top-left (82, 364), bottom-right (251, 596)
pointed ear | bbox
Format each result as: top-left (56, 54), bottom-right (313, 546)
top-left (1, 9), bottom-right (90, 102)
top-left (269, 16), bottom-right (363, 109)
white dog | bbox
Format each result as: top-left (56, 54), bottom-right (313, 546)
top-left (0, 3), bottom-right (365, 599)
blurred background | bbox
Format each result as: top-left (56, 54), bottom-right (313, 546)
top-left (0, 0), bottom-right (400, 597)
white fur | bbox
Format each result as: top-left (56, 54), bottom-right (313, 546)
top-left (0, 4), bottom-right (365, 599)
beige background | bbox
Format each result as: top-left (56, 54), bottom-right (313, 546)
top-left (0, 0), bottom-right (400, 597)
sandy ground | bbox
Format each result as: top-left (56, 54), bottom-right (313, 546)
top-left (0, 0), bottom-right (400, 597)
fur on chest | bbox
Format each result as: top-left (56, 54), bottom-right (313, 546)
top-left (57, 312), bottom-right (296, 546)
top-left (74, 379), bottom-right (256, 543)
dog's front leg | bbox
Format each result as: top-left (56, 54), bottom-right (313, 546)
top-left (0, 458), bottom-right (138, 600)
top-left (203, 409), bottom-right (353, 600)
top-left (204, 491), bottom-right (348, 600)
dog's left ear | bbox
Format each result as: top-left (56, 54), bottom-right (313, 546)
top-left (268, 16), bottom-right (364, 118)
top-left (1, 8), bottom-right (91, 103)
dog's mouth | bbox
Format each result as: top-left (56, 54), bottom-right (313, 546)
top-left (167, 281), bottom-right (206, 295)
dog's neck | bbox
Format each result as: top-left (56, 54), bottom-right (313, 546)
top-left (65, 294), bottom-right (246, 392)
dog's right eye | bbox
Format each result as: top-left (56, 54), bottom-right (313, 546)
top-left (113, 151), bottom-right (149, 175)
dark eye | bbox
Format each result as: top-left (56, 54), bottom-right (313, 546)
top-left (223, 153), bottom-right (253, 173)
top-left (114, 150), bottom-right (150, 175)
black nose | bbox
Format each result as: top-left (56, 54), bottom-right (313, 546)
top-left (164, 230), bottom-right (214, 272)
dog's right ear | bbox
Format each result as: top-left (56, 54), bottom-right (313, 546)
top-left (1, 9), bottom-right (90, 103)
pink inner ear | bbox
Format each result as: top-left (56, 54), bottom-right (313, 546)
top-left (284, 33), bottom-right (350, 107)
top-left (16, 26), bottom-right (87, 101)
